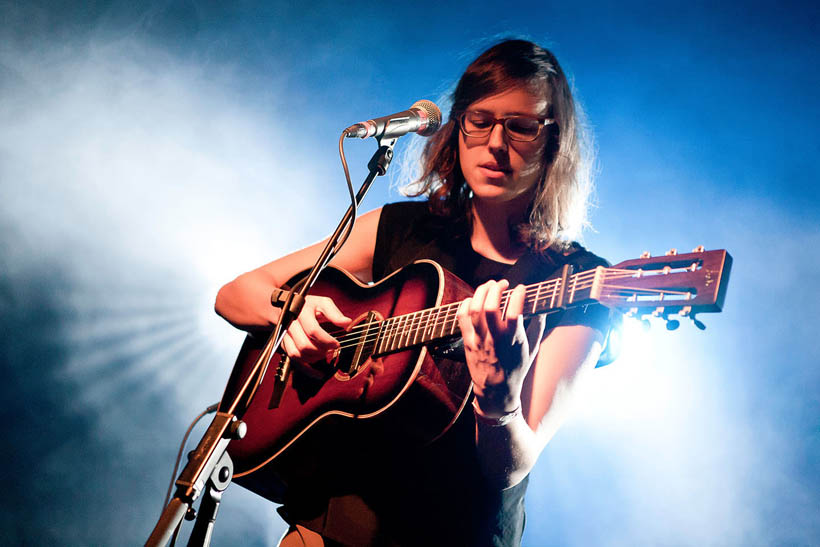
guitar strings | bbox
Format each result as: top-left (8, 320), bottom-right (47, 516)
top-left (291, 267), bottom-right (691, 353)
top-left (328, 274), bottom-right (566, 342)
top-left (331, 273), bottom-right (677, 352)
top-left (328, 269), bottom-right (667, 351)
top-left (330, 270), bottom-right (598, 350)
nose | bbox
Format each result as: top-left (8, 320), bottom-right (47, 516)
top-left (487, 122), bottom-right (508, 152)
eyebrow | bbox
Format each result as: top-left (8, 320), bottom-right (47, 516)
top-left (469, 109), bottom-right (545, 118)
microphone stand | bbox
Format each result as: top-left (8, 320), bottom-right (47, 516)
top-left (145, 135), bottom-right (398, 547)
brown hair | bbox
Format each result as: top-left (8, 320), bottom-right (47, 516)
top-left (406, 39), bottom-right (594, 252)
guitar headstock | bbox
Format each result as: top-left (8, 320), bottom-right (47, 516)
top-left (596, 246), bottom-right (732, 324)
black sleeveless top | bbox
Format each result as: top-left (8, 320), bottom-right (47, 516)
top-left (282, 202), bottom-right (611, 546)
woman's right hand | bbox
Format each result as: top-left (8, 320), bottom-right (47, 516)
top-left (280, 295), bottom-right (352, 367)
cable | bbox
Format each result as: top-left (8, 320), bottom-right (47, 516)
top-left (331, 131), bottom-right (358, 261)
top-left (161, 402), bottom-right (220, 513)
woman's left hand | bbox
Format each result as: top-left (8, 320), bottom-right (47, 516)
top-left (457, 279), bottom-right (546, 417)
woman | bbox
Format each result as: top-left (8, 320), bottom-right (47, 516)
top-left (216, 39), bottom-right (610, 547)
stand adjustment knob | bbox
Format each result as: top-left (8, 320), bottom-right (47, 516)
top-left (218, 466), bottom-right (231, 483)
top-left (229, 420), bottom-right (247, 440)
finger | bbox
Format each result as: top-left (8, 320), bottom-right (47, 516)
top-left (282, 331), bottom-right (326, 379)
top-left (314, 297), bottom-right (352, 327)
top-left (288, 320), bottom-right (321, 355)
top-left (485, 279), bottom-right (510, 334)
top-left (505, 284), bottom-right (526, 322)
top-left (506, 285), bottom-right (533, 350)
top-left (457, 298), bottom-right (474, 336)
top-left (457, 298), bottom-right (480, 351)
top-left (469, 282), bottom-right (493, 339)
top-left (282, 332), bottom-right (301, 359)
top-left (300, 306), bottom-right (342, 348)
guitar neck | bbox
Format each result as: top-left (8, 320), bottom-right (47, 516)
top-left (348, 247), bottom-right (728, 357)
top-left (374, 264), bottom-right (598, 355)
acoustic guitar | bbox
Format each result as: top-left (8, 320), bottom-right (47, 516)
top-left (219, 247), bottom-right (731, 502)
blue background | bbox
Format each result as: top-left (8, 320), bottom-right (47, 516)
top-left (1, 1), bottom-right (817, 545)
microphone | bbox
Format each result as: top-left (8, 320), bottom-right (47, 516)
top-left (345, 100), bottom-right (442, 139)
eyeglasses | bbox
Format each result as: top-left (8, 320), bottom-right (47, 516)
top-left (458, 111), bottom-right (555, 142)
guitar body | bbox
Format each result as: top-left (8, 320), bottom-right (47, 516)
top-left (220, 260), bottom-right (476, 502)
top-left (218, 247), bottom-right (732, 503)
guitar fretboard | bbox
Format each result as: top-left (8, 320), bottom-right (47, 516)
top-left (324, 252), bottom-right (713, 358)
top-left (371, 264), bottom-right (600, 355)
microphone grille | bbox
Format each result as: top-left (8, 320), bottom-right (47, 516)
top-left (411, 100), bottom-right (442, 136)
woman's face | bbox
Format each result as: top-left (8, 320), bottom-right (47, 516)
top-left (457, 84), bottom-right (549, 209)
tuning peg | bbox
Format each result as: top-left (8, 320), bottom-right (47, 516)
top-left (640, 251), bottom-right (651, 259)
top-left (665, 248), bottom-right (678, 256)
top-left (665, 318), bottom-right (680, 331)
top-left (691, 313), bottom-right (706, 330)
top-left (692, 245), bottom-right (705, 252)
top-left (660, 310), bottom-right (680, 330)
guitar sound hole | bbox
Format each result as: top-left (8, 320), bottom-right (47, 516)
top-left (330, 310), bottom-right (382, 381)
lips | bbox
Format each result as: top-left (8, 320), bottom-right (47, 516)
top-left (479, 162), bottom-right (511, 174)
